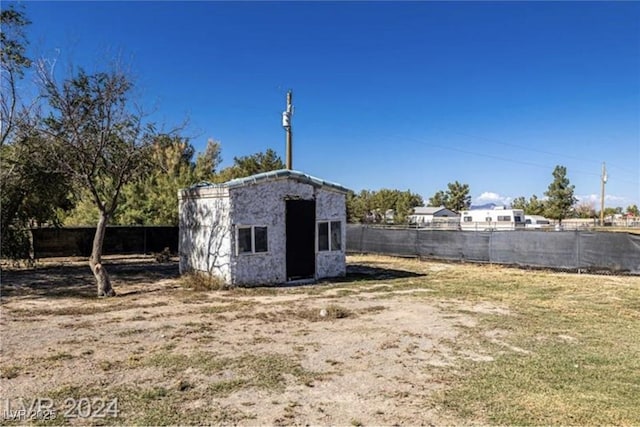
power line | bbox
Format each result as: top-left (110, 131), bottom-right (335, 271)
top-left (447, 129), bottom-right (638, 176)
top-left (375, 133), bottom-right (639, 186)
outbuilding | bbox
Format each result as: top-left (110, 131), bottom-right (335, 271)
top-left (178, 169), bottom-right (349, 286)
top-left (408, 206), bottom-right (460, 228)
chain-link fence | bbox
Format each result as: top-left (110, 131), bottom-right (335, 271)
top-left (347, 225), bottom-right (640, 274)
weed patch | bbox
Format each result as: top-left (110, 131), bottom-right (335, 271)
top-left (45, 352), bottom-right (75, 362)
top-left (117, 328), bottom-right (146, 337)
top-left (200, 300), bottom-right (253, 314)
top-left (180, 272), bottom-right (228, 291)
top-left (144, 350), bottom-right (322, 393)
top-left (261, 304), bottom-right (355, 322)
top-left (1, 365), bottom-right (21, 379)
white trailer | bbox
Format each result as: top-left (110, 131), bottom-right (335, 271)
top-left (460, 207), bottom-right (526, 231)
top-left (525, 215), bottom-right (551, 229)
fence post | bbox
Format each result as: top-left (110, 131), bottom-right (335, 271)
top-left (576, 230), bottom-right (581, 272)
top-left (488, 230), bottom-right (493, 265)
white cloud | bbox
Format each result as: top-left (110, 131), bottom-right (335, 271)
top-left (474, 192), bottom-right (512, 206)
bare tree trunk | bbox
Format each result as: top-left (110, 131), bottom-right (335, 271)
top-left (90, 211), bottom-right (116, 297)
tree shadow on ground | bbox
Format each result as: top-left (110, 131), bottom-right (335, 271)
top-left (1, 260), bottom-right (179, 299)
top-left (1, 259), bottom-right (422, 298)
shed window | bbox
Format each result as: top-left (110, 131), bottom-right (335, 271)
top-left (318, 222), bottom-right (329, 251)
top-left (238, 228), bottom-right (253, 254)
top-left (331, 221), bottom-right (342, 251)
top-left (463, 216), bottom-right (472, 222)
top-left (236, 226), bottom-right (268, 255)
top-left (497, 215), bottom-right (511, 222)
top-left (318, 221), bottom-right (342, 252)
top-left (254, 226), bottom-right (268, 252)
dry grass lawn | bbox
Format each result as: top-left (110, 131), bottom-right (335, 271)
top-left (1, 254), bottom-right (639, 425)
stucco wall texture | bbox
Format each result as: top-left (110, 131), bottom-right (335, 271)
top-left (179, 177), bottom-right (346, 286)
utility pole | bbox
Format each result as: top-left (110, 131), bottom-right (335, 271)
top-left (282, 90), bottom-right (293, 170)
top-left (600, 162), bottom-right (607, 226)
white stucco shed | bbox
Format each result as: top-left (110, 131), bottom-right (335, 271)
top-left (178, 169), bottom-right (349, 286)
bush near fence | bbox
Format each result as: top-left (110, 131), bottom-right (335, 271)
top-left (30, 226), bottom-right (178, 258)
top-left (346, 224), bottom-right (640, 274)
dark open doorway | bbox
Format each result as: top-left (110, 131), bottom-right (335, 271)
top-left (286, 199), bottom-right (316, 281)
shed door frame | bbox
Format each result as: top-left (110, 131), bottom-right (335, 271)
top-left (285, 199), bottom-right (316, 281)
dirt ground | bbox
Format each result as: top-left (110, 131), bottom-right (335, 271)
top-left (1, 255), bottom-right (512, 425)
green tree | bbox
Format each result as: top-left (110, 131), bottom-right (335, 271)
top-left (217, 148), bottom-right (284, 181)
top-left (1, 5), bottom-right (32, 147)
top-left (428, 181), bottom-right (471, 211)
top-left (1, 6), bottom-right (73, 259)
top-left (194, 138), bottom-right (222, 180)
top-left (346, 189), bottom-right (422, 224)
top-left (626, 204), bottom-right (639, 217)
top-left (346, 191), bottom-right (366, 223)
top-left (59, 190), bottom-right (101, 226)
top-left (0, 5), bottom-right (32, 257)
top-left (62, 137), bottom-right (222, 226)
top-left (393, 190), bottom-right (423, 223)
top-left (428, 191), bottom-right (447, 208)
top-left (117, 135), bottom-right (194, 225)
top-left (527, 195), bottom-right (546, 216)
top-left (512, 195), bottom-right (546, 215)
top-left (39, 66), bottom-right (157, 296)
top-left (544, 165), bottom-right (577, 224)
top-left (446, 181), bottom-right (471, 211)
top-left (511, 196), bottom-right (526, 211)
top-left (1, 126), bottom-right (73, 258)
top-left (118, 136), bottom-right (221, 225)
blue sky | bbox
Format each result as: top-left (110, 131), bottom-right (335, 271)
top-left (19, 1), bottom-right (640, 208)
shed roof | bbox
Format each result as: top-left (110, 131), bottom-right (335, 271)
top-left (180, 169), bottom-right (350, 199)
top-left (413, 207), bottom-right (442, 215)
top-left (412, 206), bottom-right (459, 216)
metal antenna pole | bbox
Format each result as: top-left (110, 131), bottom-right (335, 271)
top-left (600, 162), bottom-right (607, 226)
top-left (283, 90), bottom-right (293, 170)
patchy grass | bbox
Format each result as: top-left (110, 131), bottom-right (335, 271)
top-left (208, 379), bottom-right (250, 397)
top-left (199, 300), bottom-right (254, 314)
top-left (293, 304), bottom-right (355, 321)
top-left (40, 384), bottom-right (252, 426)
top-left (4, 254), bottom-right (639, 425)
top-left (97, 360), bottom-right (124, 372)
top-left (347, 256), bottom-right (640, 425)
top-left (116, 328), bottom-right (146, 337)
top-left (45, 352), bottom-right (75, 362)
top-left (251, 303), bottom-right (355, 323)
top-left (143, 350), bottom-right (321, 392)
top-left (6, 301), bottom-right (169, 318)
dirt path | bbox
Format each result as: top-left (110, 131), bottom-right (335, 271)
top-left (1, 256), bottom-right (507, 425)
